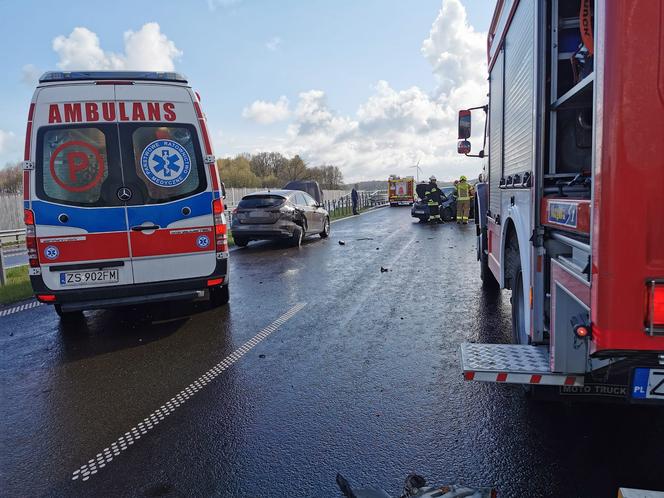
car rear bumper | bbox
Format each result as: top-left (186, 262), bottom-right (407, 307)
top-left (30, 258), bottom-right (228, 311)
top-left (231, 220), bottom-right (296, 240)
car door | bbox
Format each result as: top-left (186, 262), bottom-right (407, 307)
top-left (32, 122), bottom-right (134, 291)
top-left (119, 122), bottom-right (216, 284)
top-left (302, 192), bottom-right (323, 231)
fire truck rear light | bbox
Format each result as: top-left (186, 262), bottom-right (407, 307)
top-left (36, 294), bottom-right (56, 303)
top-left (207, 278), bottom-right (224, 287)
top-left (646, 282), bottom-right (664, 328)
top-left (574, 325), bottom-right (591, 338)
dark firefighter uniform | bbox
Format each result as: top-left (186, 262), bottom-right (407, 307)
top-left (425, 179), bottom-right (443, 223)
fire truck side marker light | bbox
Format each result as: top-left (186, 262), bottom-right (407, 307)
top-left (70, 303), bottom-right (306, 482)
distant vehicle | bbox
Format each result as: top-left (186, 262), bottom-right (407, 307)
top-left (411, 183), bottom-right (456, 222)
top-left (369, 190), bottom-right (388, 206)
top-left (231, 190), bottom-right (330, 247)
top-left (387, 175), bottom-right (415, 206)
top-left (283, 180), bottom-right (324, 204)
top-left (23, 71), bottom-right (230, 319)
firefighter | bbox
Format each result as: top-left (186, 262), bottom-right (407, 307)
top-left (425, 176), bottom-right (444, 223)
top-left (455, 175), bottom-right (472, 224)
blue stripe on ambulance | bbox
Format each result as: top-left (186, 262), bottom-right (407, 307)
top-left (31, 200), bottom-right (127, 233)
top-left (126, 191), bottom-right (213, 228)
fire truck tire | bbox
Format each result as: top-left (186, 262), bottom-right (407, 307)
top-left (507, 235), bottom-right (528, 344)
top-left (480, 253), bottom-right (498, 289)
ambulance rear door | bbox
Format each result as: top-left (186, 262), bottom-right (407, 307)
top-left (116, 83), bottom-right (217, 284)
top-left (31, 83), bottom-right (134, 291)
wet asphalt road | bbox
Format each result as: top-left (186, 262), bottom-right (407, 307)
top-left (1, 206), bottom-right (663, 498)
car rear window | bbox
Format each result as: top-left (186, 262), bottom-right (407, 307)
top-left (238, 195), bottom-right (286, 209)
top-left (36, 126), bottom-right (113, 206)
top-left (128, 125), bottom-right (206, 204)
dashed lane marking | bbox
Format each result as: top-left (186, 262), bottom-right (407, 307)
top-left (71, 302), bottom-right (306, 482)
top-left (0, 300), bottom-right (43, 318)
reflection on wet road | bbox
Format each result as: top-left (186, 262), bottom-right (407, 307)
top-left (1, 207), bottom-right (662, 497)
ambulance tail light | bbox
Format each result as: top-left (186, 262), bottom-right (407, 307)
top-left (212, 199), bottom-right (228, 254)
top-left (36, 294), bottom-right (56, 303)
top-left (645, 281), bottom-right (664, 334)
top-left (24, 209), bottom-right (39, 268)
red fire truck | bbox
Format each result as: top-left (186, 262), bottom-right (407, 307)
top-left (387, 175), bottom-right (415, 206)
top-left (457, 0), bottom-right (664, 402)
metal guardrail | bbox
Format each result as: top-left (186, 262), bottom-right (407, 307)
top-left (0, 228), bottom-right (27, 286)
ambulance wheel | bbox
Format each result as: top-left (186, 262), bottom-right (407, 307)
top-left (209, 284), bottom-right (230, 307)
top-left (291, 226), bottom-right (303, 247)
top-left (54, 304), bottom-right (83, 321)
top-left (234, 237), bottom-right (249, 247)
top-left (319, 217), bottom-right (330, 238)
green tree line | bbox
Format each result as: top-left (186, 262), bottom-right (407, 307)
top-left (0, 163), bottom-right (21, 194)
top-left (217, 152), bottom-right (344, 189)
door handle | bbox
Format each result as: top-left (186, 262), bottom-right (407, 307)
top-left (131, 225), bottom-right (160, 231)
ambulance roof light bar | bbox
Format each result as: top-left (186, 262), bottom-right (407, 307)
top-left (39, 71), bottom-right (188, 84)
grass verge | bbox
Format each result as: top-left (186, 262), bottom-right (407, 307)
top-left (0, 265), bottom-right (33, 306)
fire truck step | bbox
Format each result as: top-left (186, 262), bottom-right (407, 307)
top-left (460, 343), bottom-right (584, 386)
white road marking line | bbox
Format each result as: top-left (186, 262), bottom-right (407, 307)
top-left (71, 302), bottom-right (306, 482)
top-left (0, 300), bottom-right (43, 318)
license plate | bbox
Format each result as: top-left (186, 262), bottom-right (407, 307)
top-left (631, 368), bottom-right (664, 400)
top-left (60, 269), bottom-right (119, 286)
top-left (249, 211), bottom-right (267, 217)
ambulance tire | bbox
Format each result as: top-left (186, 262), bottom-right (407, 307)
top-left (54, 304), bottom-right (83, 321)
top-left (319, 217), bottom-right (330, 238)
top-left (209, 284), bottom-right (230, 307)
top-left (234, 237), bottom-right (249, 247)
top-left (290, 226), bottom-right (304, 247)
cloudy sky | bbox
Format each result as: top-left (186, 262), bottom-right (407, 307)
top-left (0, 0), bottom-right (492, 183)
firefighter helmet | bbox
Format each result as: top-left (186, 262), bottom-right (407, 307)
top-left (429, 175), bottom-right (437, 182)
top-left (460, 175), bottom-right (467, 181)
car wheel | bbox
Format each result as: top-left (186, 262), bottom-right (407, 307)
top-left (291, 225), bottom-right (303, 247)
top-left (54, 304), bottom-right (84, 321)
top-left (442, 207), bottom-right (453, 221)
top-left (320, 217), bottom-right (330, 238)
top-left (209, 284), bottom-right (230, 307)
top-left (234, 237), bottom-right (249, 247)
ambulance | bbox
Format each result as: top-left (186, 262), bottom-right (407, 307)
top-left (22, 71), bottom-right (230, 318)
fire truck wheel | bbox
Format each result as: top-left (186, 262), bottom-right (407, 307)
top-left (209, 284), bottom-right (230, 307)
top-left (510, 265), bottom-right (528, 345)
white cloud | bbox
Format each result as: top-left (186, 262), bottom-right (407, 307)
top-left (53, 23), bottom-right (182, 71)
top-left (0, 130), bottom-right (20, 167)
top-left (265, 36), bottom-right (282, 52)
top-left (219, 0), bottom-right (489, 183)
top-left (21, 64), bottom-right (41, 86)
top-left (242, 96), bottom-right (291, 125)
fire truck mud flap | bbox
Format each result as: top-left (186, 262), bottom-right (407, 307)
top-left (460, 343), bottom-right (584, 386)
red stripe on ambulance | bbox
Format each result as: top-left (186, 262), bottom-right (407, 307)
top-left (129, 226), bottom-right (215, 258)
top-left (36, 232), bottom-right (130, 263)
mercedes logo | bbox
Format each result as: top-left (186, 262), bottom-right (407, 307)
top-left (117, 187), bottom-right (133, 201)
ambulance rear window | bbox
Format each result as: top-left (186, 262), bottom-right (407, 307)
top-left (37, 126), bottom-right (112, 206)
top-left (128, 125), bottom-right (206, 203)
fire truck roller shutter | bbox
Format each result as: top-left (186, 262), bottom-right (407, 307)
top-left (488, 49), bottom-right (504, 216)
top-left (502, 0), bottom-right (535, 178)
